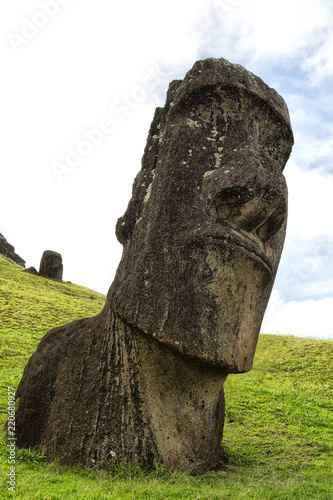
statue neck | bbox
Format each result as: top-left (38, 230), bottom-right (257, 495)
top-left (108, 308), bottom-right (228, 473)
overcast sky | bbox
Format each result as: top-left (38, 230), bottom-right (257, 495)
top-left (1, 0), bottom-right (333, 340)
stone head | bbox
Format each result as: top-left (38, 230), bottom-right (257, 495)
top-left (108, 58), bottom-right (293, 373)
top-left (39, 250), bottom-right (63, 282)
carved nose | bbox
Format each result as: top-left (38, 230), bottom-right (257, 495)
top-left (208, 185), bottom-right (286, 242)
top-left (202, 159), bottom-right (287, 243)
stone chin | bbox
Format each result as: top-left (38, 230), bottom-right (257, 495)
top-left (108, 213), bottom-right (285, 373)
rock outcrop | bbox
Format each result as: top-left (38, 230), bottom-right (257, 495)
top-left (23, 267), bottom-right (39, 276)
top-left (15, 58), bottom-right (294, 473)
top-left (0, 233), bottom-right (25, 267)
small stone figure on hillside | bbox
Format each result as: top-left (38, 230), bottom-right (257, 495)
top-left (14, 58), bottom-right (293, 473)
top-left (39, 250), bottom-right (63, 282)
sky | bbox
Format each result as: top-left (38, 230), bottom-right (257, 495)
top-left (1, 0), bottom-right (333, 340)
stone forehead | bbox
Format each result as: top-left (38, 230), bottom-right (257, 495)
top-left (170, 58), bottom-right (292, 129)
top-left (42, 250), bottom-right (62, 259)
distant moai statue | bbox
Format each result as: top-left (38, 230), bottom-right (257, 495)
top-left (15, 58), bottom-right (293, 473)
top-left (39, 250), bottom-right (63, 282)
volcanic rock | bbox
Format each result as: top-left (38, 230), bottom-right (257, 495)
top-left (0, 233), bottom-right (25, 267)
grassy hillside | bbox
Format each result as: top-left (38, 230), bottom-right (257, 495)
top-left (1, 256), bottom-right (332, 499)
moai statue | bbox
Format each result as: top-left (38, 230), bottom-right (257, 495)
top-left (15, 58), bottom-right (293, 473)
top-left (39, 250), bottom-right (63, 282)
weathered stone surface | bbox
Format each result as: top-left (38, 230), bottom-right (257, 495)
top-left (0, 233), bottom-right (25, 267)
top-left (39, 250), bottom-right (63, 282)
top-left (15, 58), bottom-right (293, 473)
top-left (23, 266), bottom-right (39, 276)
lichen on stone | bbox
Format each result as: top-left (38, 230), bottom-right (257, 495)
top-left (214, 152), bottom-right (223, 168)
top-left (187, 118), bottom-right (201, 129)
top-left (144, 183), bottom-right (152, 203)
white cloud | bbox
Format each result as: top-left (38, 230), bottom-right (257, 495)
top-left (209, 0), bottom-right (330, 55)
top-left (242, 0), bottom-right (328, 58)
top-left (274, 163), bottom-right (333, 303)
top-left (299, 280), bottom-right (333, 299)
top-left (261, 294), bottom-right (333, 340)
top-left (293, 136), bottom-right (333, 172)
top-left (302, 34), bottom-right (333, 83)
top-left (285, 162), bottom-right (333, 240)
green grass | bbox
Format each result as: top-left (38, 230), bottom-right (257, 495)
top-left (1, 256), bottom-right (332, 499)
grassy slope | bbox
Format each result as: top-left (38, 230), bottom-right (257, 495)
top-left (0, 256), bottom-right (332, 499)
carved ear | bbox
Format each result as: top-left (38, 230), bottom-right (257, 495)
top-left (115, 156), bottom-right (158, 246)
top-left (115, 176), bottom-right (144, 245)
top-left (115, 106), bottom-right (167, 246)
top-left (115, 79), bottom-right (187, 246)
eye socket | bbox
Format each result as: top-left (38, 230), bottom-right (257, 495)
top-left (208, 186), bottom-right (254, 219)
